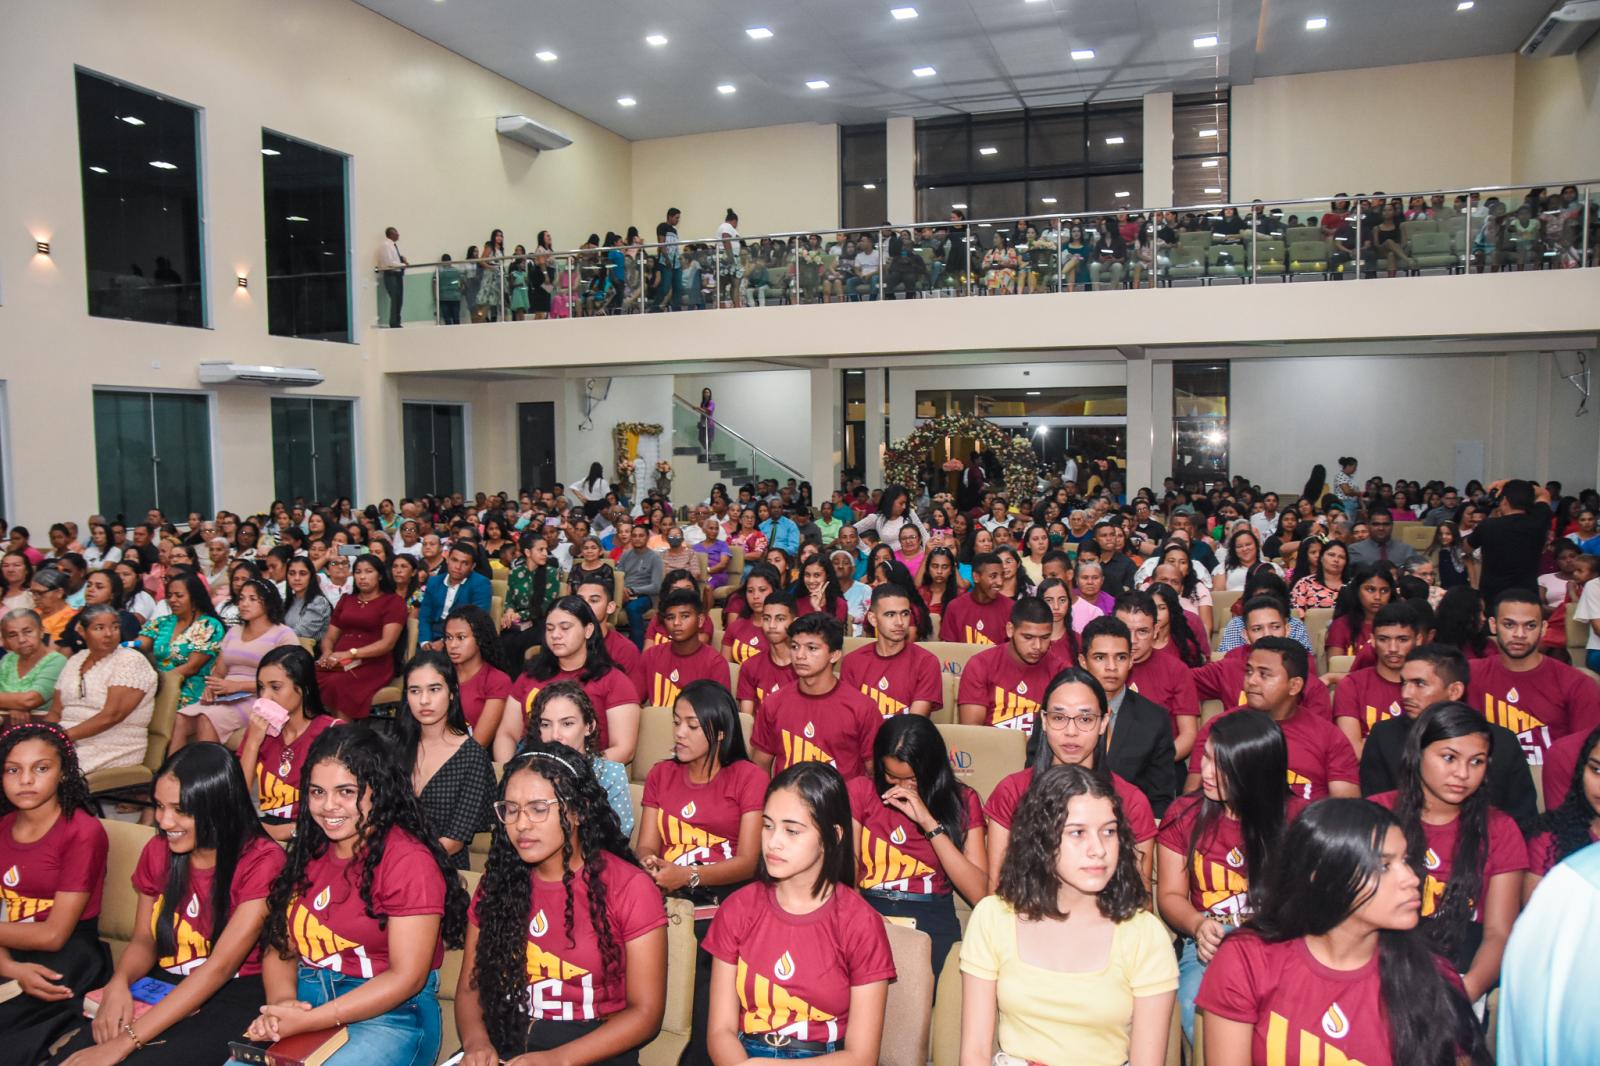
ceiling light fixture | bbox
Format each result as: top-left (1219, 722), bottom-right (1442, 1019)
top-left (717, 83), bottom-right (736, 94)
top-left (1105, 135), bottom-right (1125, 145)
top-left (951, 202), bottom-right (967, 209)
top-left (978, 145), bottom-right (998, 155)
top-left (891, 6), bottom-right (919, 19)
top-left (806, 79), bottom-right (830, 89)
top-left (1198, 128), bottom-right (1218, 137)
top-left (1026, 390), bottom-right (1041, 396)
top-left (535, 50), bottom-right (558, 61)
top-left (1201, 159), bottom-right (1219, 168)
top-left (1204, 187), bottom-right (1222, 194)
top-left (1305, 16), bottom-right (1327, 29)
top-left (88, 165), bottom-right (108, 174)
top-left (148, 160), bottom-right (177, 169)
top-left (1456, 0), bottom-right (1473, 8)
top-left (645, 33), bottom-right (668, 46)
top-left (1114, 190), bottom-right (1130, 197)
top-left (863, 183), bottom-right (877, 190)
top-left (260, 148), bottom-right (280, 156)
top-left (1040, 196), bottom-right (1057, 204)
top-left (1070, 48), bottom-right (1096, 60)
top-left (285, 215), bottom-right (309, 222)
top-left (1193, 34), bottom-right (1218, 47)
top-left (617, 96), bottom-right (637, 106)
top-left (913, 66), bottom-right (936, 77)
top-left (746, 26), bottom-right (773, 39)
top-left (119, 115), bottom-right (145, 126)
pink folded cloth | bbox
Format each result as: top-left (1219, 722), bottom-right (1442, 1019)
top-left (250, 697), bottom-right (292, 736)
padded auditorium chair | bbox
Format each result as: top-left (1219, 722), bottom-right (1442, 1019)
top-left (933, 723), bottom-right (1028, 805)
top-left (87, 671), bottom-right (181, 800)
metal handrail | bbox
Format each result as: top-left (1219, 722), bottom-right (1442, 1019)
top-left (374, 178), bottom-right (1599, 273)
top-left (670, 394), bottom-right (806, 482)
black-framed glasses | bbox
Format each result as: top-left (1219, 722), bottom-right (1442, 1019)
top-left (1043, 710), bottom-right (1102, 732)
top-left (493, 798), bottom-right (557, 825)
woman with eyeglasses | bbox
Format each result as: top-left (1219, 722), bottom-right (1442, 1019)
top-left (454, 742), bottom-right (667, 1066)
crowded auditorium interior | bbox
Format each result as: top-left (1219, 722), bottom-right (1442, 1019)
top-left (3, 1), bottom-right (1600, 1064)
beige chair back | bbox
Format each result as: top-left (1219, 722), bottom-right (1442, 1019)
top-left (1210, 590), bottom-right (1241, 641)
top-left (931, 940), bottom-right (967, 1066)
top-left (879, 920), bottom-right (933, 1066)
top-left (639, 898), bottom-right (698, 1066)
top-left (631, 705), bottom-right (677, 783)
top-left (98, 818), bottom-right (156, 950)
top-left (935, 723), bottom-right (1028, 803)
top-left (842, 635), bottom-right (874, 656)
top-left (629, 782), bottom-right (644, 849)
top-left (436, 868), bottom-right (481, 1062)
top-left (923, 641), bottom-right (987, 679)
top-left (145, 670), bottom-right (182, 773)
top-left (1303, 607), bottom-right (1333, 662)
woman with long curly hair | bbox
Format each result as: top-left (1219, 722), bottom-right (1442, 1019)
top-left (1370, 702), bottom-right (1526, 1001)
top-left (441, 604), bottom-right (512, 748)
top-left (961, 764), bottom-right (1177, 1066)
top-left (1526, 724), bottom-right (1600, 896)
top-left (252, 724), bottom-right (467, 1065)
top-left (454, 743), bottom-right (667, 1066)
top-left (1148, 580), bottom-right (1208, 668)
top-left (1197, 798), bottom-right (1492, 1066)
top-left (0, 722), bottom-right (110, 1063)
top-left (53, 743), bottom-right (282, 1064)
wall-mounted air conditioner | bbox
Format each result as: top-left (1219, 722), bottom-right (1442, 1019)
top-left (496, 115), bottom-right (574, 152)
top-left (1520, 1), bottom-right (1600, 56)
top-left (197, 362), bottom-right (325, 388)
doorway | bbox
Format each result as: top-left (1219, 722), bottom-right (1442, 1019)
top-left (518, 402), bottom-right (557, 493)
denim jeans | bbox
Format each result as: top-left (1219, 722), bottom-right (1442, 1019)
top-left (1176, 938), bottom-right (1206, 1045)
top-left (225, 966), bottom-right (440, 1066)
top-left (1588, 649), bottom-right (1600, 673)
top-left (740, 1034), bottom-right (839, 1059)
top-left (623, 596), bottom-right (652, 648)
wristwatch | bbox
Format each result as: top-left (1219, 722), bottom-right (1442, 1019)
top-left (687, 870), bottom-right (701, 891)
top-left (923, 824), bottom-right (948, 842)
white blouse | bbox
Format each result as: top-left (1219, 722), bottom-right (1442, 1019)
top-left (56, 648), bottom-right (158, 775)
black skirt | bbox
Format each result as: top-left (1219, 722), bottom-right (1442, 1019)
top-left (0, 920), bottom-right (112, 1066)
top-left (48, 971), bottom-right (266, 1063)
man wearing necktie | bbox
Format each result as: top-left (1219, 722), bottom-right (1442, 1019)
top-left (379, 226), bottom-right (408, 327)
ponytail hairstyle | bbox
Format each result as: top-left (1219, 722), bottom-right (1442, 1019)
top-left (1540, 723), bottom-right (1600, 865)
top-left (474, 743), bottom-right (634, 1056)
top-left (0, 721), bottom-right (94, 819)
top-left (1246, 798), bottom-right (1491, 1066)
top-left (872, 715), bottom-right (969, 848)
top-left (1147, 581), bottom-right (1205, 667)
top-left (1186, 710), bottom-right (1289, 912)
top-left (999, 764), bottom-right (1144, 921)
top-left (526, 596), bottom-right (615, 683)
top-left (1394, 701), bottom-right (1493, 960)
top-left (152, 743), bottom-right (265, 961)
top-left (674, 680), bottom-right (748, 775)
top-left (262, 724), bottom-right (467, 958)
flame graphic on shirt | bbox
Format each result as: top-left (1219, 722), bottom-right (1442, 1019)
top-left (975, 620), bottom-right (985, 632)
top-left (803, 721), bottom-right (815, 739)
top-left (1321, 1002), bottom-right (1350, 1040)
top-left (185, 893), bottom-right (201, 919)
top-left (669, 669), bottom-right (680, 684)
top-left (1016, 680), bottom-right (1028, 696)
top-left (1506, 687), bottom-right (1520, 704)
top-left (1225, 846), bottom-right (1244, 869)
top-left (2, 865), bottom-right (17, 888)
top-left (312, 885), bottom-right (331, 911)
top-left (1423, 848), bottom-right (1441, 871)
top-left (681, 801), bottom-right (698, 820)
top-left (530, 909), bottom-right (549, 938)
top-left (774, 951), bottom-right (796, 981)
top-left (889, 826), bottom-right (907, 845)
top-left (878, 675), bottom-right (889, 691)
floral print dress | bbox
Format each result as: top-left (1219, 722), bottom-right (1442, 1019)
top-left (138, 613), bottom-right (224, 708)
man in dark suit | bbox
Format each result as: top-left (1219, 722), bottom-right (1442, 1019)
top-left (1079, 615), bottom-right (1177, 817)
top-left (1359, 643), bottom-right (1538, 831)
top-left (417, 541), bottom-right (493, 650)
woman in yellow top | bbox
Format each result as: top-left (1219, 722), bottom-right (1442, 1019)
top-left (30, 568), bottom-right (76, 647)
top-left (961, 764), bottom-right (1177, 1066)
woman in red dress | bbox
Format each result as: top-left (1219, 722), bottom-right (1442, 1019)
top-left (314, 556), bottom-right (407, 719)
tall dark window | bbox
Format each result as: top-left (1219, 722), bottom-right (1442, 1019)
top-left (271, 398), bottom-right (355, 504)
top-left (1172, 362), bottom-right (1230, 486)
top-left (915, 104), bottom-right (1143, 220)
top-left (1172, 91), bottom-right (1230, 207)
top-left (840, 125), bottom-right (888, 230)
top-left (841, 371), bottom-right (866, 483)
top-left (74, 68), bottom-right (205, 327)
top-left (92, 390), bottom-right (213, 520)
top-left (402, 403), bottom-right (466, 498)
top-left (263, 131), bottom-right (350, 342)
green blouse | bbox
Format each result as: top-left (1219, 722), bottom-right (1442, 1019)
top-left (0, 652), bottom-right (66, 718)
top-left (504, 561), bottom-right (561, 623)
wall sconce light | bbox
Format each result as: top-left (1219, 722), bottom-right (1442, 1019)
top-left (34, 240), bottom-right (50, 255)
top-left (237, 275), bottom-right (249, 289)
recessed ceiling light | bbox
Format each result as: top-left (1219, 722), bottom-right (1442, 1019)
top-left (1204, 187), bottom-right (1222, 194)
top-left (535, 50), bottom-right (558, 61)
top-left (1040, 196), bottom-right (1057, 204)
top-left (891, 6), bottom-right (919, 19)
top-left (806, 79), bottom-right (830, 90)
top-left (1070, 48), bottom-right (1096, 60)
top-left (717, 83), bottom-right (736, 94)
top-left (863, 183), bottom-right (877, 190)
top-left (148, 160), bottom-right (177, 170)
top-left (119, 115), bottom-right (145, 126)
top-left (88, 165), bottom-right (108, 174)
top-left (746, 26), bottom-right (773, 39)
top-left (1193, 35), bottom-right (1218, 47)
top-left (260, 148), bottom-right (280, 156)
top-left (951, 202), bottom-right (968, 209)
top-left (978, 146), bottom-right (998, 155)
top-left (1025, 0), bottom-right (1047, 4)
top-left (1201, 160), bottom-right (1219, 168)
top-left (1198, 128), bottom-right (1219, 137)
top-left (913, 66), bottom-right (937, 77)
top-left (1305, 16), bottom-right (1327, 29)
top-left (617, 96), bottom-right (637, 106)
top-left (285, 215), bottom-right (309, 222)
top-left (1105, 135), bottom-right (1125, 145)
top-left (645, 33), bottom-right (668, 46)
top-left (1026, 390), bottom-right (1041, 396)
top-left (1456, 0), bottom-right (1473, 8)
top-left (1114, 190), bottom-right (1130, 197)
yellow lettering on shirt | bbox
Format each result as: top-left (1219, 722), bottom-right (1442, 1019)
top-left (990, 687), bottom-right (1039, 730)
top-left (659, 812), bottom-right (731, 865)
top-left (0, 887), bottom-right (53, 923)
top-left (780, 730), bottom-right (835, 768)
top-left (1265, 1011), bottom-right (1372, 1066)
top-left (730, 638), bottom-right (760, 664)
top-left (963, 627), bottom-right (995, 646)
top-left (1481, 694), bottom-right (1546, 736)
top-left (289, 902), bottom-right (359, 964)
top-left (526, 940), bottom-right (592, 981)
top-left (858, 683), bottom-right (908, 718)
top-left (1286, 769), bottom-right (1312, 799)
top-left (736, 957), bottom-right (837, 1035)
top-left (256, 764), bottom-right (300, 818)
top-left (650, 673), bottom-right (683, 710)
top-left (1363, 702), bottom-right (1400, 733)
top-left (150, 894), bottom-right (214, 973)
top-left (1193, 855), bottom-right (1249, 915)
top-left (1422, 873), bottom-right (1447, 918)
top-left (858, 827), bottom-right (935, 891)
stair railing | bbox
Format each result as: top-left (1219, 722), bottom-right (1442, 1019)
top-left (670, 394), bottom-right (807, 486)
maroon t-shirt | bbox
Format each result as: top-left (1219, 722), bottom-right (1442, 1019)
top-left (956, 645), bottom-right (1059, 733)
top-left (984, 768), bottom-right (1156, 843)
top-left (751, 682), bottom-right (882, 779)
top-left (841, 643), bottom-right (943, 718)
top-left (286, 827), bottom-right (446, 977)
top-left (1528, 827), bottom-right (1600, 876)
top-left (1541, 728), bottom-right (1592, 810)
top-left (848, 776), bottom-right (982, 896)
top-left (721, 616), bottom-right (766, 664)
top-left (603, 627), bottom-right (643, 678)
top-left (635, 641), bottom-right (733, 708)
top-left (509, 665), bottom-right (638, 752)
top-left (642, 758), bottom-right (769, 866)
top-left (457, 663), bottom-right (513, 729)
top-left (794, 597), bottom-right (850, 622)
top-left (1191, 655), bottom-right (1334, 721)
top-left (1129, 651), bottom-right (1202, 725)
top-left (1156, 794), bottom-right (1309, 919)
top-left (704, 883), bottom-right (896, 1044)
top-left (1188, 708), bottom-right (1358, 800)
top-left (0, 808), bottom-right (108, 923)
top-left (468, 852), bottom-right (666, 1021)
top-left (736, 648), bottom-right (798, 707)
top-left (1369, 791), bottom-right (1528, 919)
top-left (1323, 616), bottom-right (1374, 660)
top-left (644, 613), bottom-right (714, 647)
top-left (133, 833), bottom-right (285, 976)
top-left (253, 715), bottom-right (338, 820)
top-left (939, 592), bottom-right (1015, 646)
top-left (1331, 668), bottom-right (1403, 739)
top-left (1466, 655), bottom-right (1600, 766)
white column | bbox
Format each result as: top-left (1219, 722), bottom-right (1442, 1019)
top-left (809, 368), bottom-right (841, 492)
top-left (886, 117), bottom-right (916, 225)
top-left (1123, 359), bottom-right (1155, 492)
top-left (1148, 361), bottom-right (1175, 490)
top-left (864, 367), bottom-right (887, 487)
top-left (1143, 92), bottom-right (1174, 208)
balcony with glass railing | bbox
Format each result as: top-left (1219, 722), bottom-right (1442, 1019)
top-left (373, 181), bottom-right (1598, 328)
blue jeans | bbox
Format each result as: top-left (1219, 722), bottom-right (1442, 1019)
top-left (623, 596), bottom-right (652, 648)
top-left (226, 967), bottom-right (440, 1066)
top-left (740, 1035), bottom-right (839, 1059)
top-left (1588, 649), bottom-right (1600, 673)
top-left (846, 274), bottom-right (878, 300)
top-left (1177, 938), bottom-right (1206, 1045)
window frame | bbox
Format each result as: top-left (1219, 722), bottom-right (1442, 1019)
top-left (401, 400), bottom-right (470, 499)
top-left (270, 395), bottom-right (360, 505)
top-left (261, 128), bottom-right (354, 344)
top-left (91, 385), bottom-right (217, 520)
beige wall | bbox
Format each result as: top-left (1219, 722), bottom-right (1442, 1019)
top-left (1512, 50), bottom-right (1600, 183)
top-left (1231, 56), bottom-right (1518, 201)
top-left (629, 123), bottom-right (841, 239)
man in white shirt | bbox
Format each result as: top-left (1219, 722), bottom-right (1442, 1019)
top-left (377, 227), bottom-right (407, 328)
top-left (847, 236), bottom-right (881, 301)
top-left (1249, 492), bottom-right (1280, 540)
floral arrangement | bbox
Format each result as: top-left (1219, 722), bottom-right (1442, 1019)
top-left (655, 460), bottom-right (674, 476)
top-left (612, 422), bottom-right (664, 489)
top-left (883, 414), bottom-right (1040, 501)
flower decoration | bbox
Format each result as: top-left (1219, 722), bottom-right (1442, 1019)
top-left (883, 414), bottom-right (1039, 501)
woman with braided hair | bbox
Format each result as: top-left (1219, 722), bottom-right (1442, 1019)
top-left (454, 741), bottom-right (667, 1066)
top-left (0, 722), bottom-right (111, 1065)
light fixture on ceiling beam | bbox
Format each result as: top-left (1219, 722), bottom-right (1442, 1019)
top-left (891, 7), bottom-right (918, 19)
top-left (535, 49), bottom-right (557, 61)
top-left (806, 79), bottom-right (830, 89)
top-left (1193, 34), bottom-right (1218, 47)
top-left (645, 33), bottom-right (668, 46)
top-left (617, 96), bottom-right (637, 106)
top-left (1305, 16), bottom-right (1327, 30)
top-left (717, 83), bottom-right (736, 94)
top-left (746, 26), bottom-right (773, 39)
top-left (978, 145), bottom-right (998, 155)
top-left (1070, 48), bottom-right (1096, 60)
top-left (1105, 135), bottom-right (1124, 144)
top-left (913, 66), bottom-right (936, 77)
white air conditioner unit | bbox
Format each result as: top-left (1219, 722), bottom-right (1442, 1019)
top-left (496, 115), bottom-right (574, 152)
top-left (197, 362), bottom-right (325, 388)
top-left (1521, 0), bottom-right (1600, 56)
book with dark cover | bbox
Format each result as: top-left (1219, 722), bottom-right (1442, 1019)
top-left (227, 1026), bottom-right (350, 1066)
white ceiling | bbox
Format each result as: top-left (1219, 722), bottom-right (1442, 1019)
top-left (353, 0), bottom-right (1555, 140)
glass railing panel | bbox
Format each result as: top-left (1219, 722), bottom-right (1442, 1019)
top-left (375, 264), bottom-right (441, 326)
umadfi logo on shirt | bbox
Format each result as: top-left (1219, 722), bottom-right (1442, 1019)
top-left (1225, 846), bottom-right (1244, 869)
top-left (1321, 1002), bottom-right (1350, 1040)
top-left (780, 729), bottom-right (836, 768)
top-left (680, 801), bottom-right (697, 820)
top-left (773, 951), bottom-right (796, 981)
top-left (530, 909), bottom-right (549, 938)
top-left (151, 892), bottom-right (213, 974)
top-left (803, 721), bottom-right (815, 739)
top-left (312, 885), bottom-right (332, 911)
top-left (878, 676), bottom-right (889, 691)
top-left (289, 903), bottom-right (358, 968)
top-left (2, 865), bottom-right (17, 888)
top-left (185, 893), bottom-right (201, 919)
top-left (1423, 848), bottom-right (1441, 871)
top-left (889, 826), bottom-right (907, 846)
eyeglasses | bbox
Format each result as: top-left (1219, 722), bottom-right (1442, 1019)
top-left (1043, 710), bottom-right (1102, 732)
top-left (493, 798), bottom-right (558, 825)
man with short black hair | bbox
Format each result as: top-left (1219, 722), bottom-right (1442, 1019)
top-left (1332, 601), bottom-right (1424, 750)
top-left (1117, 591), bottom-right (1199, 761)
top-left (840, 584), bottom-right (942, 718)
top-left (1466, 478), bottom-right (1554, 605)
top-left (1190, 595), bottom-right (1334, 720)
top-left (940, 553), bottom-right (1014, 646)
top-left (418, 542), bottom-right (491, 649)
top-left (633, 588), bottom-right (731, 708)
top-left (958, 597), bottom-right (1057, 732)
top-left (1346, 507), bottom-right (1420, 569)
top-left (1092, 521), bottom-right (1136, 594)
top-left (1079, 616), bottom-right (1177, 816)
top-left (736, 590), bottom-right (798, 716)
top-left (750, 613), bottom-right (880, 778)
